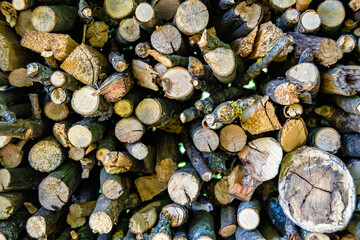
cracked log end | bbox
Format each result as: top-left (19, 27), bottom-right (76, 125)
top-left (279, 146), bottom-right (356, 233)
top-left (39, 176), bottom-right (69, 211)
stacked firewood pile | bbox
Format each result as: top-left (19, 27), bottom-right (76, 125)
top-left (1, 0), bottom-right (360, 239)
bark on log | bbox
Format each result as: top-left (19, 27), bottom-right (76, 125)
top-left (148, 50), bottom-right (189, 68)
top-left (151, 217), bottom-right (172, 240)
top-left (100, 167), bottom-right (130, 200)
top-left (219, 124), bottom-right (246, 153)
top-left (94, 72), bottom-right (133, 102)
top-left (276, 8), bottom-right (300, 31)
top-left (50, 71), bottom-right (82, 92)
top-left (278, 146), bottom-right (356, 233)
top-left (0, 167), bottom-right (45, 192)
top-left (237, 201), bottom-right (261, 231)
top-left (135, 3), bottom-right (157, 32)
top-left (317, 0), bottom-right (345, 36)
top-left (115, 116), bottom-right (145, 144)
top-left (341, 134), bottom-right (360, 158)
top-left (0, 192), bottom-right (24, 220)
top-left (0, 208), bottom-right (30, 240)
top-left (188, 210), bottom-right (216, 240)
top-left (263, 78), bottom-right (300, 105)
top-left (337, 35), bottom-right (356, 53)
top-left (180, 107), bottom-right (203, 124)
top-left (230, 27), bottom-right (258, 58)
top-left (68, 118), bottom-right (105, 148)
top-left (135, 98), bottom-right (176, 127)
top-left (191, 120), bottom-right (219, 153)
top-left (0, 138), bottom-right (28, 168)
top-left (125, 142), bottom-right (148, 160)
top-left (15, 9), bottom-right (36, 37)
top-left (296, 10), bottom-right (321, 34)
top-left (308, 127), bottom-right (341, 154)
top-left (96, 133), bottom-right (116, 163)
top-left (219, 204), bottom-right (237, 238)
top-left (161, 203), bottom-right (188, 227)
top-left (70, 201), bottom-right (97, 218)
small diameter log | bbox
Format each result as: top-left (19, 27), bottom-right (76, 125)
top-left (96, 136), bottom-right (116, 163)
top-left (317, 0), bottom-right (345, 36)
top-left (135, 3), bottom-right (157, 31)
top-left (115, 117), bottom-right (145, 144)
top-left (50, 71), bottom-right (83, 91)
top-left (8, 68), bottom-right (33, 87)
top-left (279, 146), bottom-right (356, 233)
top-left (238, 137), bottom-right (283, 182)
top-left (188, 210), bottom-right (216, 240)
top-left (28, 136), bottom-right (64, 173)
top-left (26, 206), bottom-right (66, 239)
top-left (283, 103), bottom-right (303, 118)
top-left (44, 101), bottom-right (69, 122)
top-left (135, 174), bottom-right (167, 202)
top-left (155, 132), bottom-right (179, 183)
top-left (21, 31), bottom-right (79, 62)
top-left (114, 91), bottom-right (141, 118)
top-left (161, 203), bottom-right (188, 227)
top-left (191, 121), bottom-right (219, 153)
top-left (104, 0), bottom-right (134, 20)
top-left (348, 159), bottom-right (360, 196)
top-left (53, 121), bottom-right (71, 148)
top-left (102, 151), bottom-right (145, 174)
top-left (125, 142), bottom-right (148, 160)
top-left (278, 118), bottom-right (308, 153)
top-left (151, 217), bottom-right (172, 240)
top-left (12, 0), bottom-right (34, 10)
top-left (235, 227), bottom-right (265, 240)
top-left (180, 107), bottom-right (203, 124)
top-left (296, 10), bottom-right (321, 34)
top-left (68, 118), bottom-right (106, 148)
top-left (219, 204), bottom-right (237, 238)
top-left (264, 78), bottom-right (299, 105)
top-left (132, 59), bottom-right (159, 91)
top-left (342, 134), bottom-right (360, 158)
top-left (26, 62), bottom-right (52, 87)
top-left (129, 199), bottom-right (170, 234)
top-left (0, 167), bottom-right (45, 192)
top-left (168, 163), bottom-right (202, 206)
top-left (240, 96), bottom-right (282, 135)
top-left (148, 50), bottom-right (189, 68)
top-left (159, 67), bottom-right (194, 101)
top-left (39, 162), bottom-right (81, 211)
top-left (31, 5), bottom-right (77, 32)
top-left (135, 98), bottom-right (175, 126)
top-left (337, 35), bottom-right (356, 53)
top-left (71, 86), bottom-right (113, 121)
top-left (276, 8), bottom-right (300, 31)
top-left (80, 154), bottom-right (96, 179)
top-left (0, 192), bottom-right (24, 220)
top-left (0, 119), bottom-right (46, 140)
top-left (231, 27), bottom-right (258, 58)
top-left (116, 18), bottom-right (141, 45)
top-left (288, 32), bottom-right (343, 67)
top-left (308, 127), bottom-right (341, 154)
top-left (109, 52), bottom-right (127, 73)
top-left (0, 138), bottom-right (28, 168)
top-left (70, 201), bottom-right (96, 218)
top-left (94, 72), bottom-right (133, 102)
top-left (89, 192), bottom-right (129, 234)
top-left (135, 42), bottom-right (151, 58)
top-left (61, 44), bottom-right (109, 86)
top-left (100, 167), bottom-right (130, 200)
top-left (315, 105), bottom-right (360, 133)
top-left (50, 87), bottom-right (70, 105)
top-left (174, 0), bottom-right (209, 36)
top-left (237, 201), bottom-right (261, 231)
top-left (150, 25), bottom-right (186, 55)
top-left (68, 147), bottom-right (85, 161)
top-left (78, 0), bottom-right (92, 24)
top-left (0, 208), bottom-right (30, 240)
top-left (333, 95), bottom-right (360, 115)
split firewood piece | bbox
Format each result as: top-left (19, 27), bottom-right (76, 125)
top-left (0, 208), bottom-right (30, 240)
top-left (136, 98), bottom-right (176, 126)
top-left (114, 91), bottom-right (141, 118)
top-left (93, 72), bottom-right (133, 102)
top-left (0, 167), bottom-right (45, 192)
top-left (116, 18), bottom-right (140, 45)
top-left (104, 0), bottom-right (134, 20)
top-left (350, 0), bottom-right (360, 11)
top-left (159, 67), bottom-right (194, 101)
top-left (0, 138), bottom-right (29, 168)
top-left (150, 215), bottom-right (172, 240)
top-left (263, 78), bottom-right (299, 105)
top-left (26, 206), bottom-right (66, 239)
top-left (0, 192), bottom-right (24, 220)
top-left (174, 0), bottom-right (209, 36)
top-left (129, 198), bottom-right (171, 234)
top-left (80, 154), bottom-right (96, 179)
top-left (238, 137), bottom-right (283, 182)
top-left (213, 177), bottom-right (234, 205)
top-left (125, 142), bottom-right (148, 160)
top-left (288, 32), bottom-right (343, 67)
top-left (27, 62), bottom-right (52, 88)
top-left (71, 86), bottom-right (113, 121)
top-left (160, 203), bottom-right (188, 227)
top-left (0, 136), bottom-right (11, 148)
top-left (219, 124), bottom-right (246, 153)
top-left (315, 105), bottom-right (360, 133)
top-left (135, 42), bottom-right (151, 58)
top-left (317, 0), bottom-right (345, 36)
top-left (8, 68), bottom-right (33, 87)
top-left (86, 21), bottom-right (109, 48)
top-left (135, 3), bottom-right (158, 31)
top-left (28, 136), bottom-right (64, 173)
top-left (191, 120), bottom-right (219, 153)
top-left (337, 34), bottom-right (356, 53)
top-left (237, 201), bottom-right (261, 231)
top-left (321, 65), bottom-right (360, 96)
top-left (148, 50), bottom-right (189, 68)
top-left (308, 127), bottom-right (341, 154)
top-left (150, 25), bottom-right (186, 55)
top-left (231, 27), bottom-right (258, 58)
top-left (183, 134), bottom-right (212, 182)
top-left (276, 8), bottom-right (300, 31)
top-left (279, 146), bottom-right (356, 233)
top-left (155, 132), bottom-right (179, 183)
top-left (342, 134), bottom-right (360, 158)
top-left (235, 227), bottom-right (265, 240)
top-left (187, 56), bottom-right (216, 81)
top-left (269, 0), bottom-right (295, 11)
top-left (109, 51), bottom-right (128, 73)
top-left (31, 5), bottom-right (77, 32)
top-left (219, 204), bottom-right (237, 238)
top-left (89, 191), bottom-right (129, 234)
top-left (152, 0), bottom-right (179, 20)
top-left (39, 162), bottom-right (81, 211)
top-left (53, 121), bottom-right (72, 148)
top-left (135, 174), bottom-right (167, 202)
top-left (50, 71), bottom-right (82, 92)
top-left (115, 116), bottom-right (145, 144)
top-left (69, 201), bottom-right (96, 218)
top-left (296, 10), bottom-right (321, 34)
top-left (240, 95), bottom-right (282, 135)
top-left (100, 167), bottom-right (130, 200)
top-left (188, 210), bottom-right (216, 240)
top-left (217, 1), bottom-right (262, 42)
top-left (347, 159), bottom-right (360, 195)
top-left (61, 44), bottom-right (109, 86)
top-left (278, 118), bottom-right (308, 152)
top-left (180, 107), bottom-right (203, 124)
top-left (0, 2), bottom-right (16, 28)
top-left (102, 151), bottom-right (146, 174)
top-left (68, 118), bottom-right (105, 149)
top-left (168, 163), bottom-right (202, 206)
top-left (0, 25), bottom-right (31, 71)
top-left (21, 31), bottom-right (79, 62)
top-left (132, 59), bottom-right (159, 91)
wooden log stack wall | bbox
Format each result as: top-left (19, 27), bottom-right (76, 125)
top-left (1, 0), bottom-right (360, 239)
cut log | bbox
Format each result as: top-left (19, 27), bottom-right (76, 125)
top-left (0, 138), bottom-right (28, 168)
top-left (96, 133), bottom-right (116, 162)
top-left (261, 222), bottom-right (282, 240)
top-left (132, 59), bottom-right (159, 91)
top-left (70, 200), bottom-right (97, 218)
top-left (148, 50), bottom-right (189, 68)
top-left (68, 118), bottom-right (105, 148)
top-left (237, 201), bottom-right (261, 231)
top-left (78, 0), bottom-right (92, 24)
top-left (125, 142), bottom-right (148, 160)
top-left (337, 34), bottom-right (356, 53)
top-left (135, 42), bottom-right (151, 58)
top-left (0, 208), bottom-right (30, 240)
top-left (15, 9), bottom-right (36, 37)
top-left (278, 118), bottom-right (308, 152)
top-left (308, 127), bottom-right (341, 154)
top-left (296, 10), bottom-right (321, 34)
top-left (94, 72), bottom-right (133, 102)
top-left (104, 0), bottom-right (134, 19)
top-left (347, 214), bottom-right (360, 239)
top-left (317, 0), bottom-right (345, 36)
top-left (108, 52), bottom-right (127, 74)
top-left (214, 177), bottom-right (234, 205)
top-left (67, 213), bottom-right (86, 229)
top-left (0, 192), bottom-right (24, 220)
top-left (115, 117), bottom-right (145, 144)
top-left (80, 154), bottom-right (96, 178)
top-left (151, 217), bottom-right (172, 240)
top-left (43, 101), bottom-right (69, 122)
top-left (135, 3), bottom-right (157, 31)
top-left (86, 21), bottom-right (109, 48)
top-left (283, 103), bottom-right (303, 118)
top-left (168, 163), bottom-right (202, 206)
top-left (219, 204), bottom-right (237, 238)
top-left (191, 121), bottom-right (219, 153)
top-left (50, 87), bottom-right (70, 105)
top-left (114, 91), bottom-right (141, 118)
top-left (135, 98), bottom-right (175, 126)
top-left (238, 137), bottom-right (283, 182)
top-left (347, 159), bottom-right (360, 197)
top-left (31, 5), bottom-right (77, 32)
top-left (159, 67), bottom-right (194, 101)
top-left (160, 203), bottom-right (188, 227)
top-left (116, 18), bottom-right (141, 45)
top-left (100, 167), bottom-right (130, 200)
top-left (276, 8), bottom-right (300, 31)
top-left (135, 174), bottom-right (167, 202)
top-left (180, 107), bottom-right (203, 124)
top-left (150, 25), bottom-right (186, 55)
top-left (278, 146), bottom-right (356, 233)
top-left (12, 0), bottom-right (34, 11)
top-left (68, 146), bottom-right (85, 161)
top-left (269, 0), bottom-right (295, 12)
top-left (39, 162), bottom-right (81, 211)
top-left (188, 210), bottom-right (216, 240)
top-left (50, 71), bottom-right (82, 92)
top-left (0, 167), bottom-right (45, 192)
top-left (8, 68), bottom-right (33, 87)
top-left (152, 0), bottom-right (180, 20)
top-left (263, 78), bottom-right (300, 105)
top-left (203, 48), bottom-right (236, 84)
top-left (102, 151), bottom-right (146, 174)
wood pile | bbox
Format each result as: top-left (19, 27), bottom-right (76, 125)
top-left (1, 0), bottom-right (360, 239)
